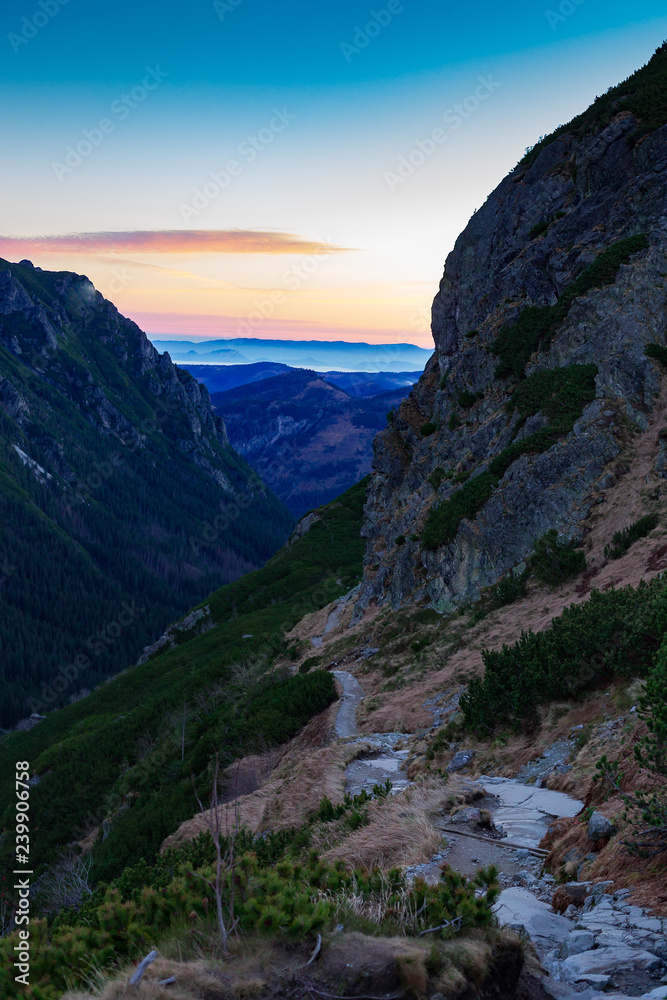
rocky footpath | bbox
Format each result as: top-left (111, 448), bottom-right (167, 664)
top-left (329, 672), bottom-right (666, 1000)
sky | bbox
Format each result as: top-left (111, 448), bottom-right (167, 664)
top-left (1, 1), bottom-right (666, 349)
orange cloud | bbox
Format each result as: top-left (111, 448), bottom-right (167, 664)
top-left (0, 230), bottom-right (349, 257)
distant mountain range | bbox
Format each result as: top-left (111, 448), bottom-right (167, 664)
top-left (150, 337), bottom-right (432, 372)
top-left (211, 368), bottom-right (412, 516)
top-left (183, 362), bottom-right (422, 397)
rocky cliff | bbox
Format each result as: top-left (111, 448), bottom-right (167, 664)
top-left (356, 43), bottom-right (667, 616)
top-left (0, 259), bottom-right (292, 725)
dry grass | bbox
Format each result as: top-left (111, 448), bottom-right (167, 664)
top-left (62, 957), bottom-right (226, 1000)
top-left (163, 702), bottom-right (346, 851)
top-left (318, 781), bottom-right (446, 870)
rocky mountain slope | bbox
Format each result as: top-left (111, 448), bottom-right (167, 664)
top-left (1, 46), bottom-right (667, 1000)
top-left (212, 369), bottom-right (411, 516)
top-left (355, 42), bottom-right (667, 617)
top-left (0, 259), bottom-right (291, 726)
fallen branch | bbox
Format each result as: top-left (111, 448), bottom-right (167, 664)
top-left (158, 977), bottom-right (177, 987)
top-left (129, 950), bottom-right (157, 985)
top-left (306, 933), bottom-right (322, 966)
top-left (418, 915), bottom-right (463, 937)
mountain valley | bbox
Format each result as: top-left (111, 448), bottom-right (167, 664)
top-left (1, 42), bottom-right (667, 1000)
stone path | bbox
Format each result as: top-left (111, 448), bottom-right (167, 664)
top-left (330, 670), bottom-right (667, 1000)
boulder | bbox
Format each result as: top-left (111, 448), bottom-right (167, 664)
top-left (561, 946), bottom-right (663, 983)
top-left (588, 812), bottom-right (616, 841)
top-left (450, 806), bottom-right (481, 824)
top-left (448, 750), bottom-right (475, 773)
top-left (560, 931), bottom-right (596, 958)
top-left (494, 888), bottom-right (573, 950)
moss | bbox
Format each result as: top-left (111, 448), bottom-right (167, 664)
top-left (493, 235), bottom-right (649, 379)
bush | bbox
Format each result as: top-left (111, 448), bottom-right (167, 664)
top-left (421, 421), bottom-right (437, 437)
top-left (645, 343), bottom-right (667, 367)
top-left (396, 534), bottom-right (406, 546)
top-left (493, 235), bottom-right (648, 379)
top-left (428, 467), bottom-right (446, 490)
top-left (0, 813), bottom-right (500, 999)
top-left (522, 43), bottom-right (667, 169)
top-left (490, 572), bottom-right (528, 609)
top-left (528, 530), bottom-right (586, 587)
top-left (461, 576), bottom-right (667, 731)
top-left (421, 365), bottom-right (596, 550)
top-left (448, 412), bottom-right (460, 431)
top-left (604, 513), bottom-right (658, 560)
top-left (529, 218), bottom-right (551, 239)
top-left (458, 391), bottom-right (479, 409)
top-left (597, 638), bottom-right (667, 857)
top-left (421, 472), bottom-right (497, 550)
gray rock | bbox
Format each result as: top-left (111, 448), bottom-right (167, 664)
top-left (641, 988), bottom-right (667, 1000)
top-left (560, 931), bottom-right (596, 958)
top-left (562, 946), bottom-right (663, 982)
top-left (588, 812), bottom-right (616, 840)
top-left (518, 870), bottom-right (538, 888)
top-left (447, 750), bottom-right (475, 773)
top-left (494, 888), bottom-right (573, 950)
top-left (450, 806), bottom-right (481, 824)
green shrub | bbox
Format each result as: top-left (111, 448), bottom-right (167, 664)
top-left (490, 572), bottom-right (528, 609)
top-left (529, 218), bottom-right (551, 239)
top-left (465, 330), bottom-right (479, 339)
top-left (448, 412), bottom-right (460, 431)
top-left (420, 421), bottom-right (437, 437)
top-left (461, 576), bottom-right (667, 732)
top-left (458, 391), bottom-right (479, 409)
top-left (493, 235), bottom-right (649, 379)
top-left (422, 472), bottom-right (497, 550)
top-left (597, 637), bottom-right (667, 857)
top-left (452, 471), bottom-right (471, 483)
top-left (0, 788), bottom-right (501, 1000)
top-left (422, 365), bottom-right (597, 550)
top-left (396, 534), bottom-right (406, 546)
top-left (522, 43), bottom-right (667, 169)
top-left (604, 513), bottom-right (659, 560)
top-left (528, 530), bottom-right (586, 587)
top-left (645, 343), bottom-right (667, 367)
top-left (428, 467), bottom-right (446, 490)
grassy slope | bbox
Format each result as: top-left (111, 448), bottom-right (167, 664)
top-left (0, 477), bottom-right (368, 881)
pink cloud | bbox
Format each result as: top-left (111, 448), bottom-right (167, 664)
top-left (0, 230), bottom-right (349, 257)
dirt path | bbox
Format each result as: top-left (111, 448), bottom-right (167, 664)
top-left (330, 677), bottom-right (666, 1000)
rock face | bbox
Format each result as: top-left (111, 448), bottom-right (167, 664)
top-left (355, 47), bottom-right (667, 615)
top-left (0, 259), bottom-right (292, 726)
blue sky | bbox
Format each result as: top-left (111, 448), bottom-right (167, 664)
top-left (1, 0), bottom-right (666, 344)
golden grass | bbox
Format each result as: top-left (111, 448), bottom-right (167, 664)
top-left (163, 702), bottom-right (346, 851)
top-left (318, 781), bottom-right (446, 870)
